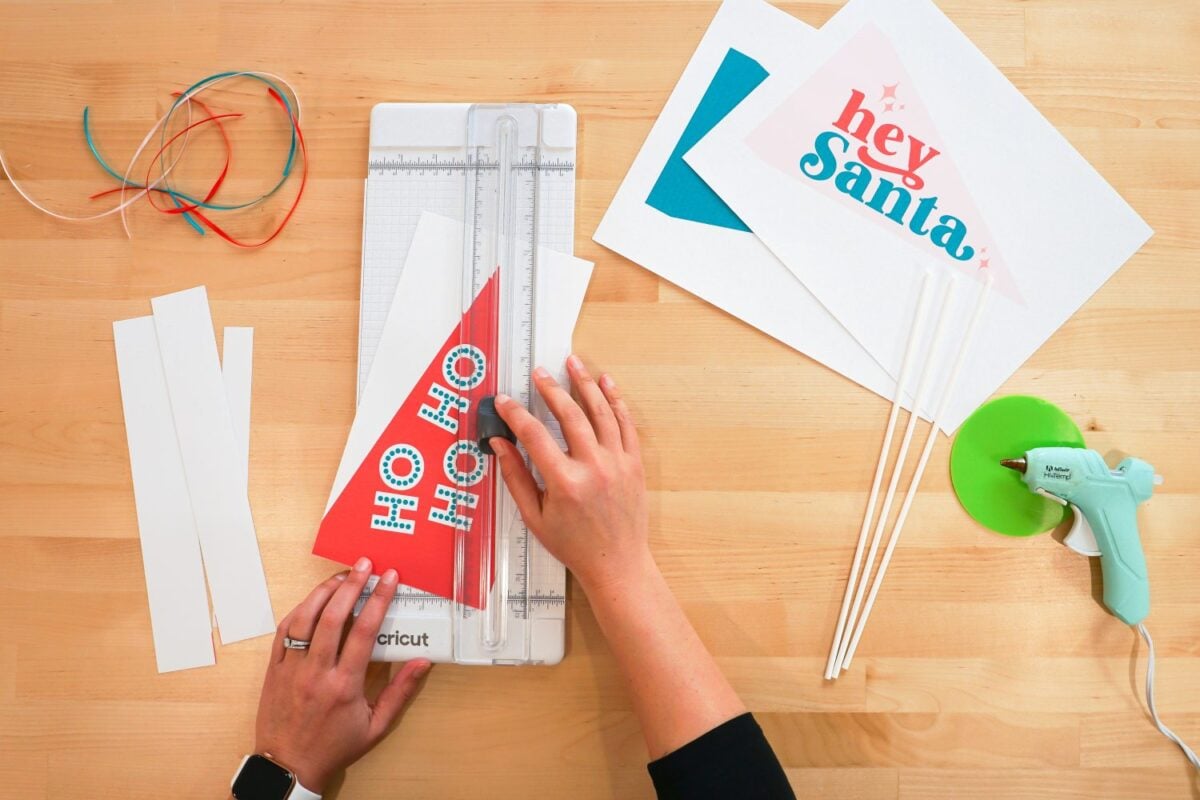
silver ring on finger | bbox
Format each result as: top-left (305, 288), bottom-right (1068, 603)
top-left (283, 636), bottom-right (312, 651)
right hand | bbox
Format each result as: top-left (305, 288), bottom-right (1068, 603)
top-left (491, 354), bottom-right (650, 592)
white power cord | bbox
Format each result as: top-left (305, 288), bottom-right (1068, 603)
top-left (1136, 622), bottom-right (1200, 771)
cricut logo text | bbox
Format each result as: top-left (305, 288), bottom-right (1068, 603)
top-left (378, 632), bottom-right (431, 647)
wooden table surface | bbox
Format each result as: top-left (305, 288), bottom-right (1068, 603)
top-left (2, 1), bottom-right (1198, 798)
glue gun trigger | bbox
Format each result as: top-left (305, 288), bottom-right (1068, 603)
top-left (1034, 486), bottom-right (1067, 506)
top-left (1063, 503), bottom-right (1102, 557)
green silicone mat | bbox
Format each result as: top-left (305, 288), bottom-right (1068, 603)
top-left (950, 395), bottom-right (1085, 536)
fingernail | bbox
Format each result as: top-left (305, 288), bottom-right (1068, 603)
top-left (600, 373), bottom-right (615, 389)
top-left (567, 354), bottom-right (583, 370)
top-left (335, 572), bottom-right (348, 581)
top-left (354, 556), bottom-right (371, 573)
top-left (534, 366), bottom-right (551, 380)
top-left (414, 661), bottom-right (432, 678)
top-left (496, 392), bottom-right (510, 405)
top-left (490, 437), bottom-right (505, 458)
top-left (381, 568), bottom-right (398, 584)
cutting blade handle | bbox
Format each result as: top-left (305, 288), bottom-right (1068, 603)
top-left (477, 395), bottom-right (516, 455)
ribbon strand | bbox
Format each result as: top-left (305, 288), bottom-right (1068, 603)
top-left (0, 70), bottom-right (306, 248)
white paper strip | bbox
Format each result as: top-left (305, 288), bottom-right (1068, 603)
top-left (222, 326), bottom-right (254, 490)
top-left (113, 316), bottom-right (215, 673)
top-left (151, 287), bottom-right (274, 644)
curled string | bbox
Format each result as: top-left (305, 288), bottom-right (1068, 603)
top-left (0, 70), bottom-right (306, 248)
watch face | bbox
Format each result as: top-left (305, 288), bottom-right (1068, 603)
top-left (233, 755), bottom-right (295, 799)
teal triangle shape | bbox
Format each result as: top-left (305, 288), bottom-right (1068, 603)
top-left (646, 48), bottom-right (769, 232)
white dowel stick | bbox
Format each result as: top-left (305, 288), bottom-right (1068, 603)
top-left (839, 274), bottom-right (994, 671)
top-left (832, 275), bottom-right (958, 673)
top-left (823, 270), bottom-right (934, 680)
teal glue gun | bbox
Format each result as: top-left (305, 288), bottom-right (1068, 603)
top-left (1001, 448), bottom-right (1162, 625)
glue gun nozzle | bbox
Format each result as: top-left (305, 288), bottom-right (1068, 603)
top-left (1000, 457), bottom-right (1027, 474)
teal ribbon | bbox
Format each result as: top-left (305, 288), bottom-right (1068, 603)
top-left (81, 71), bottom-right (299, 236)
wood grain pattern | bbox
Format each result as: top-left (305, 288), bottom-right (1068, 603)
top-left (1, 1), bottom-right (1198, 797)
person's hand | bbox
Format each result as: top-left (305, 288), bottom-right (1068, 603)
top-left (253, 559), bottom-right (432, 793)
top-left (491, 354), bottom-right (650, 592)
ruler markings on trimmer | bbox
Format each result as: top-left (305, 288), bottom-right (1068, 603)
top-left (362, 589), bottom-right (567, 608)
top-left (368, 158), bottom-right (575, 174)
top-left (359, 105), bottom-right (575, 663)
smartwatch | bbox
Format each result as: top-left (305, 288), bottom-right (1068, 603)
top-left (231, 754), bottom-right (322, 800)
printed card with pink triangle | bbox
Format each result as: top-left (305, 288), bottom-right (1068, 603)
top-left (686, 0), bottom-right (1152, 432)
top-left (743, 23), bottom-right (1021, 304)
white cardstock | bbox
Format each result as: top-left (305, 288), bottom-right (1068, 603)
top-left (114, 316), bottom-right (215, 673)
top-left (688, 0), bottom-right (1153, 430)
top-left (594, 0), bottom-right (897, 403)
top-left (151, 287), bottom-right (274, 644)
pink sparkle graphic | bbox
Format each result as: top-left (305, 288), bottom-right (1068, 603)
top-left (881, 83), bottom-right (903, 112)
top-left (979, 247), bottom-right (990, 270)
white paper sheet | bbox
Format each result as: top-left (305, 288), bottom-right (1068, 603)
top-left (222, 327), bottom-right (254, 490)
top-left (593, 0), bottom-right (896, 404)
top-left (151, 287), bottom-right (274, 644)
top-left (114, 317), bottom-right (215, 673)
top-left (688, 0), bottom-right (1153, 431)
top-left (326, 212), bottom-right (595, 511)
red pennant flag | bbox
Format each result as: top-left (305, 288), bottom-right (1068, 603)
top-left (315, 273), bottom-right (499, 608)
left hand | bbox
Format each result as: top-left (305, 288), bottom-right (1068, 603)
top-left (253, 558), bottom-right (432, 792)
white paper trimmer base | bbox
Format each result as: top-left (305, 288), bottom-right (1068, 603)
top-left (355, 104), bottom-right (578, 665)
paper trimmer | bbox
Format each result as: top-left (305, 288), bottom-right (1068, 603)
top-left (355, 103), bottom-right (576, 665)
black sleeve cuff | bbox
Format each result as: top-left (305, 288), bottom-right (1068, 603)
top-left (647, 712), bottom-right (795, 800)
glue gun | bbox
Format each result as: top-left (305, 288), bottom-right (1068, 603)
top-left (1001, 448), bottom-right (1162, 625)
